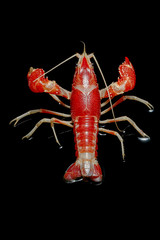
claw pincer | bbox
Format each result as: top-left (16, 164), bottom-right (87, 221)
top-left (27, 67), bottom-right (60, 94)
top-left (118, 57), bottom-right (136, 91)
top-left (103, 57), bottom-right (136, 98)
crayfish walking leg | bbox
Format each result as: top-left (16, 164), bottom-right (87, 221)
top-left (101, 95), bottom-right (154, 115)
top-left (22, 117), bottom-right (73, 145)
top-left (99, 128), bottom-right (125, 160)
top-left (99, 116), bottom-right (149, 138)
top-left (9, 109), bottom-right (71, 127)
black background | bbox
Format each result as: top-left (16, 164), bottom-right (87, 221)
top-left (4, 2), bottom-right (159, 236)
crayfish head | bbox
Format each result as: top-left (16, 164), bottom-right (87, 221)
top-left (77, 52), bottom-right (93, 70)
top-left (76, 42), bottom-right (93, 69)
top-left (74, 54), bottom-right (97, 87)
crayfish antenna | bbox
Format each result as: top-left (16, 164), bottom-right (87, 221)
top-left (33, 53), bottom-right (78, 83)
top-left (80, 41), bottom-right (86, 54)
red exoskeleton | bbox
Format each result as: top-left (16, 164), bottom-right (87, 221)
top-left (10, 44), bottom-right (153, 183)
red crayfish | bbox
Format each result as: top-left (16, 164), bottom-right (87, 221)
top-left (10, 44), bottom-right (153, 183)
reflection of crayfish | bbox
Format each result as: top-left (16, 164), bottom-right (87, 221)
top-left (10, 43), bottom-right (153, 183)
